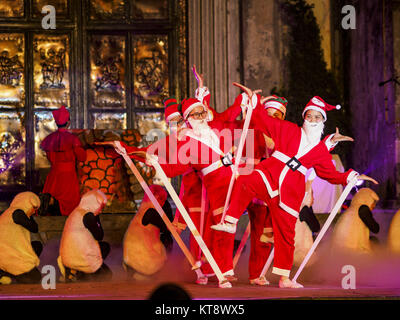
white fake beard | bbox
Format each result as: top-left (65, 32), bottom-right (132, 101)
top-left (188, 118), bottom-right (209, 135)
top-left (302, 120), bottom-right (324, 144)
top-left (188, 118), bottom-right (219, 147)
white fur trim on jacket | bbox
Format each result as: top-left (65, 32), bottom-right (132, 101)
top-left (255, 170), bottom-right (279, 199)
top-left (195, 86), bottom-right (210, 103)
top-left (324, 133), bottom-right (338, 151)
top-left (346, 170), bottom-right (360, 184)
top-left (272, 267), bottom-right (290, 277)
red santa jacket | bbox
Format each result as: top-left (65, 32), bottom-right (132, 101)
top-left (154, 120), bottom-right (240, 214)
top-left (249, 95), bottom-right (356, 218)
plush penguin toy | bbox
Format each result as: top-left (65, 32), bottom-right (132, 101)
top-left (58, 189), bottom-right (112, 282)
top-left (330, 188), bottom-right (380, 254)
top-left (0, 192), bottom-right (42, 284)
top-left (123, 184), bottom-right (173, 280)
top-left (387, 209), bottom-right (400, 254)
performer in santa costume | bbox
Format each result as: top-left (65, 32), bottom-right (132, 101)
top-left (123, 184), bottom-right (173, 280)
top-left (131, 97), bottom-right (243, 284)
top-left (194, 73), bottom-right (285, 285)
top-left (212, 84), bottom-right (378, 288)
top-left (40, 105), bottom-right (86, 216)
top-left (187, 66), bottom-right (264, 283)
top-left (247, 95), bottom-right (288, 286)
top-left (0, 192), bottom-right (42, 284)
top-left (57, 189), bottom-right (112, 282)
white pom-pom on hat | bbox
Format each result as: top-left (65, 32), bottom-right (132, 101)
top-left (336, 105), bottom-right (341, 110)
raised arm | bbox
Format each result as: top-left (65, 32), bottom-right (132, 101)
top-left (193, 65), bottom-right (242, 122)
top-left (232, 82), bottom-right (287, 143)
top-left (323, 127), bottom-right (354, 152)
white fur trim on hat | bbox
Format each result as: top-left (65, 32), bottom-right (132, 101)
top-left (302, 105), bottom-right (327, 122)
top-left (311, 97), bottom-right (325, 107)
top-left (166, 111), bottom-right (181, 123)
top-left (264, 101), bottom-right (286, 114)
top-left (183, 102), bottom-right (205, 119)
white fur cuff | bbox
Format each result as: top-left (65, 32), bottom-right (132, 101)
top-left (346, 170), bottom-right (360, 184)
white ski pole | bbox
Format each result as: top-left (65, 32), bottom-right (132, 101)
top-left (148, 154), bottom-right (231, 288)
top-left (292, 178), bottom-right (358, 283)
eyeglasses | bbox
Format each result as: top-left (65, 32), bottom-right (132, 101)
top-left (188, 110), bottom-right (207, 120)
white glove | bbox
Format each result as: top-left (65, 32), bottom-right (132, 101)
top-left (113, 141), bottom-right (127, 156)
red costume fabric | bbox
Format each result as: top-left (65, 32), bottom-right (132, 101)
top-left (40, 129), bottom-right (86, 216)
top-left (197, 89), bottom-right (275, 279)
top-left (152, 118), bottom-right (241, 275)
top-left (224, 95), bottom-right (356, 277)
top-left (175, 169), bottom-right (206, 260)
top-left (247, 202), bottom-right (273, 280)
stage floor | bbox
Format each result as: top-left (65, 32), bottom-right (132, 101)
top-left (1, 209), bottom-right (399, 301)
top-left (1, 280), bottom-right (400, 300)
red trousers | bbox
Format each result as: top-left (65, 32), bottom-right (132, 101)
top-left (200, 189), bottom-right (236, 277)
top-left (174, 171), bottom-right (207, 261)
top-left (226, 172), bottom-right (297, 277)
top-left (176, 208), bottom-right (205, 259)
top-left (247, 202), bottom-right (273, 280)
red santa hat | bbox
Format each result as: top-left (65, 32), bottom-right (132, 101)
top-left (302, 96), bottom-right (341, 122)
top-left (263, 95), bottom-right (288, 117)
top-left (163, 97), bottom-right (181, 123)
top-left (52, 105), bottom-right (70, 126)
top-left (179, 98), bottom-right (204, 119)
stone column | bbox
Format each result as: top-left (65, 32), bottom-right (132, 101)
top-left (348, 0), bottom-right (397, 204)
top-left (241, 0), bottom-right (284, 96)
top-left (188, 0), bottom-right (241, 112)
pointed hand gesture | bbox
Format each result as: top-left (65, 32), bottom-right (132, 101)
top-left (331, 127), bottom-right (354, 143)
top-left (357, 174), bottom-right (379, 185)
top-left (233, 82), bottom-right (254, 98)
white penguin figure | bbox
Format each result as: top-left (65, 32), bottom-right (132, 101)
top-left (387, 209), bottom-right (400, 254)
top-left (330, 188), bottom-right (380, 254)
top-left (123, 184), bottom-right (173, 280)
top-left (0, 192), bottom-right (42, 284)
top-left (58, 189), bottom-right (111, 282)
